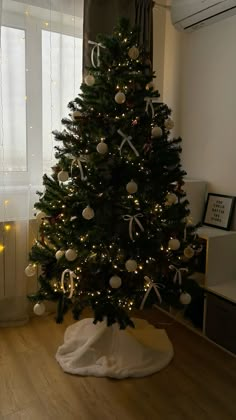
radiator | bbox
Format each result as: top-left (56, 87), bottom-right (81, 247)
top-left (0, 220), bottom-right (38, 326)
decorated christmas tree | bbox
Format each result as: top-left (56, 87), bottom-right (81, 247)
top-left (25, 19), bottom-right (201, 329)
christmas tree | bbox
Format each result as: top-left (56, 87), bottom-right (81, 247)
top-left (25, 19), bottom-right (201, 329)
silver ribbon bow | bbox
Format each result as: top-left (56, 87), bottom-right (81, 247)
top-left (71, 156), bottom-right (88, 181)
top-left (140, 276), bottom-right (162, 310)
top-left (123, 213), bottom-right (144, 241)
top-left (88, 40), bottom-right (105, 68)
top-left (60, 269), bottom-right (76, 299)
top-left (117, 129), bottom-right (139, 157)
top-left (144, 97), bottom-right (161, 118)
top-left (169, 265), bottom-right (188, 286)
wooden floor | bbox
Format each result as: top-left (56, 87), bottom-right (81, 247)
top-left (0, 309), bottom-right (236, 420)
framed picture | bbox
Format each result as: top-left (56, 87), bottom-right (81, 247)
top-left (203, 193), bottom-right (235, 230)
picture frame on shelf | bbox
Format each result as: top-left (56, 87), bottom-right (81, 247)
top-left (203, 193), bottom-right (235, 230)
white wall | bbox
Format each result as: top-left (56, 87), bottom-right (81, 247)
top-left (153, 5), bottom-right (182, 136)
top-left (179, 14), bottom-right (236, 197)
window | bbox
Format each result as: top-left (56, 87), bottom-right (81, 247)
top-left (42, 30), bottom-right (82, 174)
top-left (0, 0), bottom-right (83, 221)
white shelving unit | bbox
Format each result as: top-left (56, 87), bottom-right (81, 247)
top-left (157, 225), bottom-right (236, 355)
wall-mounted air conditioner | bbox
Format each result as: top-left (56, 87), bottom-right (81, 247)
top-left (171, 0), bottom-right (236, 32)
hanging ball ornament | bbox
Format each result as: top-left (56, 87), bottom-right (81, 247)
top-left (184, 246), bottom-right (195, 259)
top-left (72, 110), bottom-right (82, 120)
top-left (96, 141), bottom-right (108, 154)
top-left (82, 206), bottom-right (95, 220)
top-left (168, 238), bottom-right (181, 251)
top-left (109, 275), bottom-right (122, 289)
top-left (58, 170), bottom-right (69, 183)
top-left (115, 91), bottom-right (126, 104)
top-left (146, 81), bottom-right (154, 90)
top-left (166, 192), bottom-right (178, 205)
top-left (151, 126), bottom-right (163, 138)
top-left (128, 46), bottom-right (139, 60)
top-left (125, 259), bottom-right (138, 272)
top-left (55, 250), bottom-right (64, 260)
top-left (25, 264), bottom-right (36, 277)
top-left (84, 74), bottom-right (95, 86)
top-left (164, 117), bottom-right (175, 130)
top-left (33, 302), bottom-right (46, 316)
top-left (35, 211), bottom-right (46, 222)
top-left (179, 292), bottom-right (192, 305)
top-left (126, 180), bottom-right (138, 194)
top-left (65, 248), bottom-right (77, 262)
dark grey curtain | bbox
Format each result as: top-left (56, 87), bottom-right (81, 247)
top-left (135, 0), bottom-right (153, 62)
top-left (83, 0), bottom-right (153, 73)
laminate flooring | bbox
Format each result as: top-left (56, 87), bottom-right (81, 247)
top-left (0, 308), bottom-right (236, 420)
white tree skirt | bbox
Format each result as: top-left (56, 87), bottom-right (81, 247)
top-left (56, 318), bottom-right (174, 379)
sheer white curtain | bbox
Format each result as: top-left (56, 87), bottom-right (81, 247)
top-left (0, 0), bottom-right (83, 220)
top-left (0, 0), bottom-right (83, 324)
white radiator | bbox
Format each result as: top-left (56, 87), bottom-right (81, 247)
top-left (0, 220), bottom-right (38, 326)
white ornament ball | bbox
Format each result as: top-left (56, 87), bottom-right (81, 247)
top-left (179, 292), bottom-right (192, 305)
top-left (146, 81), bottom-right (154, 90)
top-left (82, 206), bottom-right (95, 220)
top-left (125, 259), bottom-right (138, 272)
top-left (58, 170), bottom-right (69, 182)
top-left (166, 193), bottom-right (178, 205)
top-left (85, 74), bottom-right (95, 86)
top-left (36, 211), bottom-right (46, 222)
top-left (164, 118), bottom-right (175, 130)
top-left (126, 180), bottom-right (138, 194)
top-left (96, 141), bottom-right (108, 154)
top-left (168, 238), bottom-right (181, 251)
top-left (65, 248), bottom-right (77, 261)
top-left (25, 264), bottom-right (36, 277)
top-left (115, 91), bottom-right (126, 104)
top-left (184, 246), bottom-right (195, 259)
top-left (72, 110), bottom-right (82, 120)
top-left (151, 126), bottom-right (163, 138)
top-left (55, 250), bottom-right (64, 260)
top-left (128, 46), bottom-right (139, 60)
top-left (109, 275), bottom-right (122, 289)
top-left (33, 302), bottom-right (46, 316)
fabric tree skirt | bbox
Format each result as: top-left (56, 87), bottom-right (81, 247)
top-left (56, 317), bottom-right (174, 379)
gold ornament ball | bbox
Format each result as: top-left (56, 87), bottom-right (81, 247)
top-left (125, 259), bottom-right (138, 272)
top-left (151, 126), bottom-right (163, 138)
top-left (58, 170), bottom-right (69, 182)
top-left (166, 193), bottom-right (178, 205)
top-left (168, 238), bottom-right (181, 251)
top-left (179, 292), bottom-right (192, 305)
top-left (109, 275), bottom-right (122, 289)
top-left (55, 250), bottom-right (64, 260)
top-left (85, 74), bottom-right (95, 86)
top-left (96, 141), bottom-right (108, 154)
top-left (115, 91), bottom-right (126, 104)
top-left (33, 302), bottom-right (46, 316)
top-left (128, 46), bottom-right (139, 60)
top-left (164, 118), bottom-right (175, 130)
top-left (126, 180), bottom-right (138, 194)
top-left (184, 246), bottom-right (195, 259)
top-left (82, 206), bottom-right (95, 220)
top-left (65, 248), bottom-right (77, 261)
top-left (72, 110), bottom-right (82, 120)
top-left (25, 264), bottom-right (36, 277)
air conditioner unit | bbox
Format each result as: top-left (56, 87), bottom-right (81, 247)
top-left (171, 0), bottom-right (236, 32)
